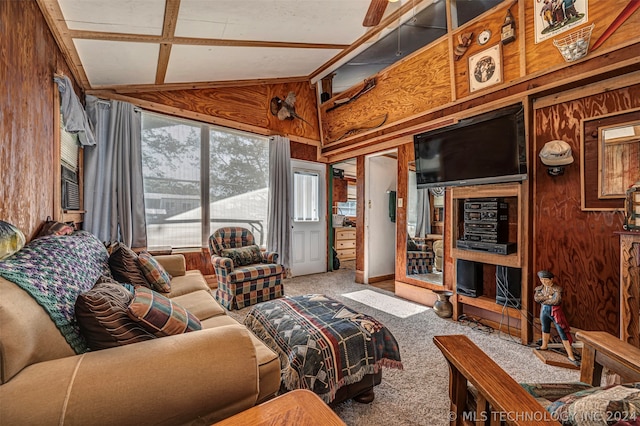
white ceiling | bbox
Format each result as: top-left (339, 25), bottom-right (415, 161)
top-left (46, 0), bottom-right (426, 90)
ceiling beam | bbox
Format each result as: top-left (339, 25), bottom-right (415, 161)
top-left (67, 29), bottom-right (349, 50)
top-left (36, 0), bottom-right (91, 89)
top-left (86, 75), bottom-right (312, 94)
top-left (155, 0), bottom-right (181, 85)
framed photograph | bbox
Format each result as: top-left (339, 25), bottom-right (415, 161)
top-left (534, 0), bottom-right (588, 44)
top-left (468, 44), bottom-right (502, 93)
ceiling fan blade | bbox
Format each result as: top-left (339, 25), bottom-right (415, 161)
top-left (362, 0), bottom-right (389, 27)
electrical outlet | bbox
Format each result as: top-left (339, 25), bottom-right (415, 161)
top-left (398, 198), bottom-right (403, 208)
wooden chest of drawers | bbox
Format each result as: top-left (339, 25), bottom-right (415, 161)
top-left (335, 228), bottom-right (356, 260)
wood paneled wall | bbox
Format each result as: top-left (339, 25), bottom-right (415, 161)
top-left (0, 0), bottom-right (76, 240)
top-left (320, 0), bottom-right (640, 160)
top-left (120, 80), bottom-right (321, 143)
top-left (533, 84), bottom-right (640, 335)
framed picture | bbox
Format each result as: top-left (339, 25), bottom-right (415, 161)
top-left (534, 0), bottom-right (588, 44)
top-left (468, 44), bottom-right (502, 93)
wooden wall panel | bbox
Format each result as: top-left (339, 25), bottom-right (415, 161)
top-left (124, 80), bottom-right (320, 141)
top-left (533, 84), bottom-right (640, 335)
top-left (0, 1), bottom-right (75, 240)
top-left (525, 0), bottom-right (640, 76)
top-left (290, 141), bottom-right (318, 162)
top-left (453, 2), bottom-right (521, 99)
top-left (321, 39), bottom-right (452, 144)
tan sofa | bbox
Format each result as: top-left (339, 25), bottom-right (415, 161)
top-left (0, 252), bottom-right (280, 425)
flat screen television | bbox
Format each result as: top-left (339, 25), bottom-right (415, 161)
top-left (413, 103), bottom-right (527, 188)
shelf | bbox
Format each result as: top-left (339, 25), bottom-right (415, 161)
top-left (451, 247), bottom-right (520, 268)
top-left (456, 295), bottom-right (521, 319)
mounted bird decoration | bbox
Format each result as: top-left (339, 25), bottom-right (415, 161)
top-left (270, 92), bottom-right (312, 126)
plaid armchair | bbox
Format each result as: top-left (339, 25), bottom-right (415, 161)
top-left (208, 227), bottom-right (284, 310)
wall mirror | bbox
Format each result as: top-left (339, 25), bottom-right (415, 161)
top-left (582, 109), bottom-right (640, 211)
top-left (407, 161), bottom-right (444, 285)
top-left (598, 121), bottom-right (640, 199)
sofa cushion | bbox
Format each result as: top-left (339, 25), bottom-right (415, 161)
top-left (137, 251), bottom-right (172, 293)
top-left (36, 219), bottom-right (75, 238)
top-left (128, 286), bottom-right (201, 337)
top-left (221, 245), bottom-right (263, 267)
top-left (171, 290), bottom-right (226, 321)
top-left (75, 278), bottom-right (156, 350)
top-left (0, 220), bottom-right (25, 260)
top-left (165, 270), bottom-right (211, 297)
top-left (546, 382), bottom-right (640, 425)
top-left (109, 243), bottom-right (150, 288)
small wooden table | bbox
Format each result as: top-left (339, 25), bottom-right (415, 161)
top-left (213, 389), bottom-right (346, 426)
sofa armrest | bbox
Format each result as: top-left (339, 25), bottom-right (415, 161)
top-left (0, 325), bottom-right (260, 425)
top-left (433, 335), bottom-right (557, 425)
top-left (153, 254), bottom-right (186, 277)
top-left (261, 251), bottom-right (279, 263)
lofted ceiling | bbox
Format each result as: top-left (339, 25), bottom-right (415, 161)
top-left (38, 0), bottom-right (439, 93)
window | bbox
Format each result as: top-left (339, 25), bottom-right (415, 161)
top-left (293, 171), bottom-right (319, 222)
top-left (336, 200), bottom-right (356, 217)
top-left (141, 112), bottom-right (269, 249)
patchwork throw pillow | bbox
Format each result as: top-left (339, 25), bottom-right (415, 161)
top-left (546, 382), bottom-right (640, 425)
top-left (137, 251), bottom-right (172, 293)
top-left (108, 242), bottom-right (151, 288)
top-left (127, 286), bottom-right (201, 337)
top-left (0, 220), bottom-right (26, 260)
top-left (221, 245), bottom-right (263, 267)
top-left (407, 237), bottom-right (418, 251)
top-left (75, 279), bottom-right (156, 350)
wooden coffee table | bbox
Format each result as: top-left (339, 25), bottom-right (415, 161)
top-left (213, 389), bottom-right (346, 425)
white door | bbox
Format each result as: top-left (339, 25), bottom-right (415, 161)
top-left (290, 160), bottom-right (327, 277)
top-left (364, 152), bottom-right (397, 283)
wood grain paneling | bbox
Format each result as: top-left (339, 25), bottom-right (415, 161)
top-left (123, 80), bottom-right (320, 141)
top-left (525, 0), bottom-right (640, 76)
top-left (453, 2), bottom-right (521, 99)
top-left (321, 39), bottom-right (452, 144)
top-left (0, 0), bottom-right (76, 240)
top-left (290, 140), bottom-right (318, 162)
top-left (533, 84), bottom-right (640, 335)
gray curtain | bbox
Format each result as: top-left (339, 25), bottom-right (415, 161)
top-left (415, 188), bottom-right (431, 238)
top-left (84, 96), bottom-right (146, 247)
top-left (267, 136), bottom-right (291, 270)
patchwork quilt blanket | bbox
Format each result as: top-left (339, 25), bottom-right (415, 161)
top-left (244, 294), bottom-right (403, 403)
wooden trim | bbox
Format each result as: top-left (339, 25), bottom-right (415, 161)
top-left (53, 87), bottom-right (61, 222)
top-left (36, 0), bottom-right (90, 89)
top-left (534, 71), bottom-right (640, 109)
top-left (368, 273), bottom-right (395, 284)
top-left (87, 75), bottom-right (312, 94)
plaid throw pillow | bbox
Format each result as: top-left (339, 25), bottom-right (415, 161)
top-left (221, 245), bottom-right (263, 267)
top-left (127, 286), bottom-right (201, 337)
top-left (137, 251), bottom-right (172, 293)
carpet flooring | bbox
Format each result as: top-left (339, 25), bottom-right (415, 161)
top-left (226, 267), bottom-right (580, 426)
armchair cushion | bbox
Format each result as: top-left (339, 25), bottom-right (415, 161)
top-left (546, 382), bottom-right (640, 425)
top-left (75, 278), bottom-right (155, 350)
top-left (128, 286), bottom-right (201, 337)
top-left (222, 245), bottom-right (262, 267)
top-left (229, 264), bottom-right (285, 284)
top-left (137, 251), bottom-right (172, 293)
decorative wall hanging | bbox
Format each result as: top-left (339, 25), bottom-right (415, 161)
top-left (326, 78), bottom-right (376, 112)
top-left (468, 44), bottom-right (502, 93)
top-left (270, 92), bottom-right (312, 126)
top-left (477, 29), bottom-right (492, 45)
top-left (334, 113), bottom-right (388, 141)
top-left (501, 6), bottom-right (516, 44)
top-left (454, 32), bottom-right (474, 61)
top-left (591, 0), bottom-right (640, 52)
top-left (534, 0), bottom-right (588, 44)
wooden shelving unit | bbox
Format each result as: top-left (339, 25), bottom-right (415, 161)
top-left (449, 182), bottom-right (531, 344)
